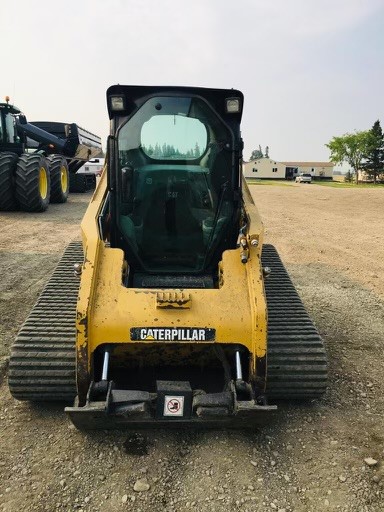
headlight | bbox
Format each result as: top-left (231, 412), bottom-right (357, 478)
top-left (225, 97), bottom-right (241, 113)
top-left (110, 95), bottom-right (125, 111)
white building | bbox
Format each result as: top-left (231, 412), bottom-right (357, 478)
top-left (243, 157), bottom-right (333, 180)
top-left (243, 158), bottom-right (286, 179)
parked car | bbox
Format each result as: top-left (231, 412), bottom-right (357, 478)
top-left (295, 173), bottom-right (312, 184)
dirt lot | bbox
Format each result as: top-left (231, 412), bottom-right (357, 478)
top-left (0, 183), bottom-right (383, 512)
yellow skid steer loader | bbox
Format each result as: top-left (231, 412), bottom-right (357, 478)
top-left (9, 86), bottom-right (327, 428)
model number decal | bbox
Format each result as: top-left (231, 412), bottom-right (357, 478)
top-left (130, 327), bottom-right (215, 342)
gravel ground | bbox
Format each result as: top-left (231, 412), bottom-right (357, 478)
top-left (0, 183), bottom-right (383, 512)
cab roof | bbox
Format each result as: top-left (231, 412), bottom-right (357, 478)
top-left (0, 103), bottom-right (21, 115)
top-left (106, 85), bottom-right (243, 122)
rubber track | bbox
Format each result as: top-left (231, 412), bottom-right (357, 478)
top-left (8, 242), bottom-right (83, 401)
top-left (262, 244), bottom-right (328, 399)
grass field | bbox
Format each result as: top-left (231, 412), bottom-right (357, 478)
top-left (246, 179), bottom-right (384, 188)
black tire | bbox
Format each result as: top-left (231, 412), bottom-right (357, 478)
top-left (69, 173), bottom-right (87, 193)
top-left (15, 153), bottom-right (51, 212)
top-left (85, 173), bottom-right (96, 191)
top-left (48, 155), bottom-right (69, 203)
top-left (0, 152), bottom-right (19, 210)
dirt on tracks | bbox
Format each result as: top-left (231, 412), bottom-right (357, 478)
top-left (0, 184), bottom-right (383, 512)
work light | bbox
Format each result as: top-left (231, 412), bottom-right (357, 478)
top-left (110, 95), bottom-right (125, 111)
top-left (225, 97), bottom-right (241, 113)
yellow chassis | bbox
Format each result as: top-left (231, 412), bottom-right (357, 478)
top-left (73, 171), bottom-right (268, 418)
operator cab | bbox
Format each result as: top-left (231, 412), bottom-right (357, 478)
top-left (105, 86), bottom-right (244, 288)
top-left (0, 99), bottom-right (23, 153)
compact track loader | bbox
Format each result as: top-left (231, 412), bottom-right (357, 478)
top-left (9, 86), bottom-right (327, 428)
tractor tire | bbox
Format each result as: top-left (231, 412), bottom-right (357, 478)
top-left (0, 152), bottom-right (19, 210)
top-left (48, 155), bottom-right (69, 203)
top-left (69, 173), bottom-right (87, 193)
top-left (15, 153), bottom-right (51, 212)
top-left (85, 173), bottom-right (97, 191)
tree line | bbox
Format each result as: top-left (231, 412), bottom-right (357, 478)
top-left (144, 142), bottom-right (202, 159)
top-left (326, 120), bottom-right (384, 184)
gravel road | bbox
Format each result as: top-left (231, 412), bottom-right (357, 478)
top-left (0, 183), bottom-right (383, 512)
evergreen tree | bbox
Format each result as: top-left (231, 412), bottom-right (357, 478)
top-left (363, 120), bottom-right (384, 184)
top-left (250, 146), bottom-right (263, 161)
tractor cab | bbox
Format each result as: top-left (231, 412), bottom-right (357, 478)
top-left (106, 86), bottom-right (244, 286)
top-left (0, 99), bottom-right (23, 154)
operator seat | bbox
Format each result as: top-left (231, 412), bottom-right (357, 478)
top-left (141, 181), bottom-right (203, 265)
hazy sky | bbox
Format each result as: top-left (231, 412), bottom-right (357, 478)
top-left (2, 0), bottom-right (383, 161)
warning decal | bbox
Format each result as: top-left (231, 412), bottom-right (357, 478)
top-left (163, 395), bottom-right (184, 417)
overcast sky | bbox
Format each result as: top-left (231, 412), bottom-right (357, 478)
top-left (2, 0), bottom-right (383, 161)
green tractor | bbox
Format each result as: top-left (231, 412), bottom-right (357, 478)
top-left (0, 96), bottom-right (102, 212)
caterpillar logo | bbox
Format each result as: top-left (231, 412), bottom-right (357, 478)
top-left (130, 327), bottom-right (215, 342)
